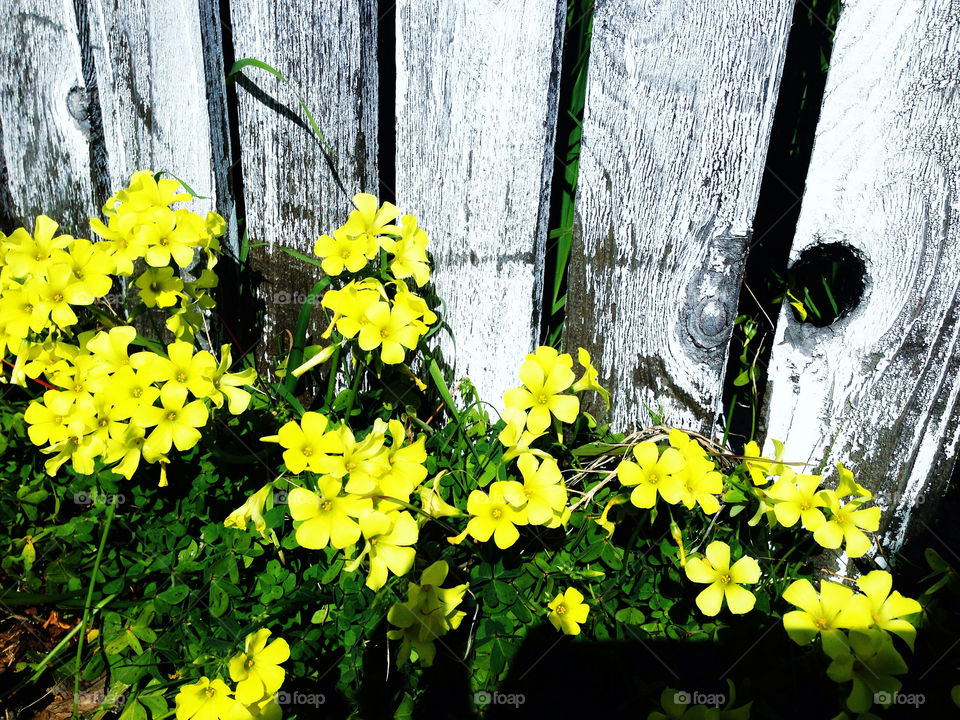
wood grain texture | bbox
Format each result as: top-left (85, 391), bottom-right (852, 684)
top-left (0, 0), bottom-right (98, 233)
top-left (564, 0), bottom-right (794, 432)
top-left (395, 0), bottom-right (565, 405)
top-left (230, 0), bottom-right (378, 359)
top-left (86, 0), bottom-right (221, 217)
top-left (762, 0), bottom-right (960, 554)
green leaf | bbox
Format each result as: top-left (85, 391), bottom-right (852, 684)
top-left (158, 585), bottom-right (189, 605)
top-left (209, 581), bottom-right (229, 618)
top-left (614, 607), bottom-right (645, 625)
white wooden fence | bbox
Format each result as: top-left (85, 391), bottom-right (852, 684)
top-left (2, 0), bottom-right (958, 552)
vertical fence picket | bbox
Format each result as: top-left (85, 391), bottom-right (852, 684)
top-left (85, 0), bottom-right (231, 228)
top-left (564, 0), bottom-right (794, 433)
top-left (762, 0), bottom-right (960, 552)
top-left (0, 0), bottom-right (97, 232)
top-left (395, 0), bottom-right (565, 405)
top-left (229, 0), bottom-right (378, 361)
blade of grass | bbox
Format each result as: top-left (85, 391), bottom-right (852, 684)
top-left (228, 58), bottom-right (333, 154)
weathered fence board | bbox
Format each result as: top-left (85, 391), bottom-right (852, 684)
top-left (762, 0), bottom-right (960, 554)
top-left (0, 0), bottom-right (98, 232)
top-left (230, 0), bottom-right (378, 357)
top-left (395, 0), bottom-right (565, 404)
top-left (564, 0), bottom-right (794, 432)
top-left (86, 0), bottom-right (228, 221)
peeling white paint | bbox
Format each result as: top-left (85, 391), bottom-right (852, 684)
top-left (763, 0), bottom-right (960, 555)
top-left (395, 0), bottom-right (564, 406)
top-left (564, 0), bottom-right (794, 433)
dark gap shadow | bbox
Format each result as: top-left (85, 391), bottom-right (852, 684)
top-left (377, 0), bottom-right (397, 204)
top-left (721, 0), bottom-right (841, 450)
top-left (540, 1), bottom-right (594, 349)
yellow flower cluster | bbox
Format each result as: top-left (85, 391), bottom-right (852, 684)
top-left (90, 169), bottom-right (227, 343)
top-left (442, 346), bottom-right (609, 551)
top-left (296, 193), bottom-right (435, 371)
top-left (262, 413), bottom-right (430, 590)
top-left (615, 429), bottom-right (724, 514)
top-left (23, 333), bottom-right (253, 478)
top-left (749, 454), bottom-right (881, 558)
top-left (781, 571), bottom-right (922, 714)
top-left (386, 560), bottom-right (467, 666)
top-left (175, 628), bottom-right (289, 720)
top-left (0, 171), bottom-right (253, 480)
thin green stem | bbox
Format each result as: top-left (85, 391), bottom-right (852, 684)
top-left (73, 500), bottom-right (117, 718)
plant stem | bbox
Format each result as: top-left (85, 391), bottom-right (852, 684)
top-left (73, 500), bottom-right (117, 718)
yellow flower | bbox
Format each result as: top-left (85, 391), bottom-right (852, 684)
top-left (339, 422), bottom-right (389, 494)
top-left (516, 454), bottom-right (567, 526)
top-left (261, 411), bottom-right (344, 475)
top-left (134, 383), bottom-right (209, 457)
top-left (228, 628), bottom-right (290, 704)
top-left (356, 301), bottom-right (422, 365)
top-left (835, 461), bottom-right (873, 500)
top-left (839, 570), bottom-right (923, 650)
top-left (313, 226), bottom-right (376, 275)
top-left (547, 587), bottom-right (590, 635)
top-left (287, 478), bottom-right (372, 549)
top-left (782, 578), bottom-right (861, 657)
top-left (103, 422), bottom-right (147, 479)
top-left (111, 365), bottom-right (161, 420)
top-left (742, 439), bottom-right (788, 486)
top-left (2, 215), bottom-right (71, 277)
top-left (209, 345), bottom-right (257, 415)
top-left (570, 348), bottom-right (610, 409)
top-left (174, 676), bottom-right (237, 720)
top-left (85, 326), bottom-right (138, 375)
top-left (349, 510), bottom-right (418, 590)
top-left (684, 541), bottom-right (760, 616)
top-left (617, 441), bottom-right (685, 509)
top-left (502, 348), bottom-right (579, 433)
top-left (375, 419), bottom-right (428, 500)
top-left (225, 485), bottom-right (272, 534)
top-left (765, 467), bottom-right (828, 530)
top-left (152, 340), bottom-right (217, 398)
top-left (381, 214), bottom-right (430, 286)
top-left (459, 480), bottom-right (528, 549)
top-left (497, 407), bottom-right (548, 462)
top-left (341, 193), bottom-right (401, 241)
top-left (36, 263), bottom-right (94, 328)
top-left (813, 490), bottom-right (881, 558)
top-left (386, 560), bottom-right (467, 667)
top-left (417, 476), bottom-right (463, 521)
top-left (135, 266), bottom-right (184, 308)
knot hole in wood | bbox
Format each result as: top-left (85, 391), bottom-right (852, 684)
top-left (787, 242), bottom-right (867, 327)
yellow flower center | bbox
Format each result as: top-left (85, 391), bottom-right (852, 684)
top-left (166, 411), bottom-right (177, 421)
top-left (24, 304), bottom-right (33, 312)
top-left (302, 446), bottom-right (313, 456)
top-left (53, 293), bottom-right (63, 302)
top-left (816, 618), bottom-right (829, 629)
top-left (151, 283), bottom-right (160, 292)
top-left (380, 328), bottom-right (390, 339)
top-left (74, 384), bottom-right (83, 393)
top-left (556, 604), bottom-right (567, 615)
top-left (491, 508), bottom-right (503, 520)
top-left (54, 415), bottom-right (63, 424)
top-left (370, 537), bottom-right (378, 546)
top-left (132, 387), bottom-right (142, 397)
top-left (800, 501), bottom-right (810, 510)
top-left (340, 248), bottom-right (351, 259)
top-left (176, 371), bottom-right (187, 382)
top-left (321, 501), bottom-right (332, 512)
top-left (538, 393), bottom-right (548, 405)
top-left (835, 515), bottom-right (845, 524)
top-left (245, 658), bottom-right (255, 668)
top-left (648, 473), bottom-right (658, 485)
top-left (205, 687), bottom-right (215, 697)
top-left (99, 418), bottom-right (108, 427)
top-left (719, 574), bottom-right (732, 585)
